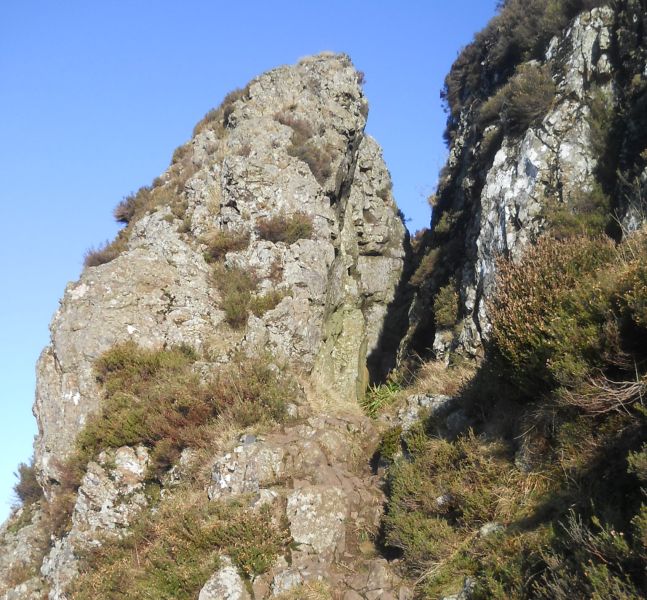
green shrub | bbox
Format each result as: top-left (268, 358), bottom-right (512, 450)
top-left (215, 353), bottom-right (296, 427)
top-left (410, 248), bottom-right (440, 287)
top-left (376, 426), bottom-right (403, 461)
top-left (71, 493), bottom-right (291, 599)
top-left (192, 87), bottom-right (249, 138)
top-left (545, 183), bottom-right (611, 239)
top-left (288, 142), bottom-right (334, 186)
top-left (361, 380), bottom-right (401, 418)
top-left (442, 0), bottom-right (606, 129)
top-left (255, 212), bottom-right (314, 244)
top-left (504, 63), bottom-right (556, 134)
top-left (202, 229), bottom-right (250, 262)
top-left (275, 112), bottom-right (335, 185)
top-left (249, 289), bottom-right (288, 317)
top-left (433, 210), bottom-right (463, 238)
top-left (479, 63), bottom-right (555, 136)
top-left (383, 432), bottom-right (521, 575)
top-left (588, 86), bottom-right (616, 161)
top-left (212, 264), bottom-right (258, 328)
top-left (45, 341), bottom-right (296, 540)
top-left (74, 343), bottom-right (295, 480)
top-left (13, 458), bottom-right (43, 507)
top-left (434, 280), bottom-right (460, 329)
top-left (534, 512), bottom-right (645, 599)
top-left (490, 235), bottom-right (617, 393)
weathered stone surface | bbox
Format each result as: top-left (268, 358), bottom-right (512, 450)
top-left (2, 577), bottom-right (46, 600)
top-left (34, 52), bottom-right (407, 491)
top-left (286, 485), bottom-right (347, 560)
top-left (199, 557), bottom-right (250, 600)
top-left (34, 214), bottom-right (222, 488)
top-left (0, 506), bottom-right (47, 598)
top-left (397, 394), bottom-right (454, 431)
top-left (208, 440), bottom-right (285, 501)
top-left (41, 446), bottom-right (149, 599)
top-left (402, 6), bottom-right (625, 360)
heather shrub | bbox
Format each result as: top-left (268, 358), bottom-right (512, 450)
top-left (13, 459), bottom-right (43, 506)
top-left (72, 342), bottom-right (295, 483)
top-left (545, 183), bottom-right (611, 239)
top-left (410, 248), bottom-right (440, 287)
top-left (533, 512), bottom-right (645, 599)
top-left (490, 235), bottom-right (617, 393)
top-left (192, 87), bottom-right (249, 137)
top-left (83, 231), bottom-right (128, 267)
top-left (212, 263), bottom-right (258, 328)
top-left (442, 0), bottom-right (606, 128)
top-left (275, 112), bottom-right (334, 185)
top-left (588, 86), bottom-right (616, 162)
top-left (71, 492), bottom-right (291, 599)
top-left (479, 63), bottom-right (555, 136)
top-left (434, 280), bottom-right (459, 329)
top-left (202, 229), bottom-right (250, 262)
top-left (215, 353), bottom-right (297, 426)
top-left (249, 289), bottom-right (288, 317)
top-left (255, 212), bottom-right (313, 244)
top-left (383, 431), bottom-right (522, 576)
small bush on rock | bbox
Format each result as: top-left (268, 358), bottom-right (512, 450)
top-left (71, 491), bottom-right (291, 599)
top-left (202, 229), bottom-right (250, 262)
top-left (275, 112), bottom-right (335, 185)
top-left (545, 184), bottom-right (611, 239)
top-left (434, 280), bottom-right (460, 329)
top-left (65, 342), bottom-right (296, 490)
top-left (255, 212), bottom-right (313, 244)
top-left (479, 63), bottom-right (555, 136)
top-left (83, 231), bottom-right (128, 267)
top-left (13, 458), bottom-right (43, 506)
top-left (249, 289), bottom-right (289, 317)
top-left (212, 263), bottom-right (259, 328)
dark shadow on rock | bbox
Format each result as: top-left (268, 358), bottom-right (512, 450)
top-left (366, 227), bottom-right (415, 385)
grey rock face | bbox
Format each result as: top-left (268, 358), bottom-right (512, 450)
top-left (403, 7), bottom-right (620, 359)
top-left (40, 446), bottom-right (149, 599)
top-left (199, 557), bottom-right (250, 600)
top-left (34, 52), bottom-right (408, 489)
top-left (34, 214), bottom-right (221, 489)
top-left (286, 485), bottom-right (347, 560)
top-left (202, 413), bottom-right (413, 598)
top-left (0, 507), bottom-right (47, 598)
top-left (462, 7), bottom-right (615, 351)
top-left (397, 394), bottom-right (454, 431)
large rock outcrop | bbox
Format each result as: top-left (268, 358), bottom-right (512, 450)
top-left (33, 52), bottom-right (408, 490)
top-left (404, 1), bottom-right (647, 359)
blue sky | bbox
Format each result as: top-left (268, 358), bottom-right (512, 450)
top-left (0, 0), bottom-right (498, 521)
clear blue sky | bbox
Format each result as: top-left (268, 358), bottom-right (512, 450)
top-left (0, 0), bottom-right (498, 521)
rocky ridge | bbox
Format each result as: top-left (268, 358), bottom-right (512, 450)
top-left (1, 53), bottom-right (411, 600)
top-left (33, 52), bottom-right (408, 490)
top-left (405, 0), bottom-right (647, 359)
top-left (2, 2), bottom-right (647, 599)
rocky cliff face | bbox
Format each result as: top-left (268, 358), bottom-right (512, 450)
top-left (1, 53), bottom-right (413, 600)
top-left (33, 52), bottom-right (408, 491)
top-left (405, 0), bottom-right (647, 360)
top-left (3, 2), bottom-right (646, 599)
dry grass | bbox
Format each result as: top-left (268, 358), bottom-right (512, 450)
top-left (202, 229), bottom-right (250, 263)
top-left (273, 581), bottom-right (333, 600)
top-left (255, 212), bottom-right (314, 244)
top-left (71, 487), bottom-right (291, 600)
top-left (83, 231), bottom-right (128, 267)
top-left (407, 359), bottom-right (477, 398)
